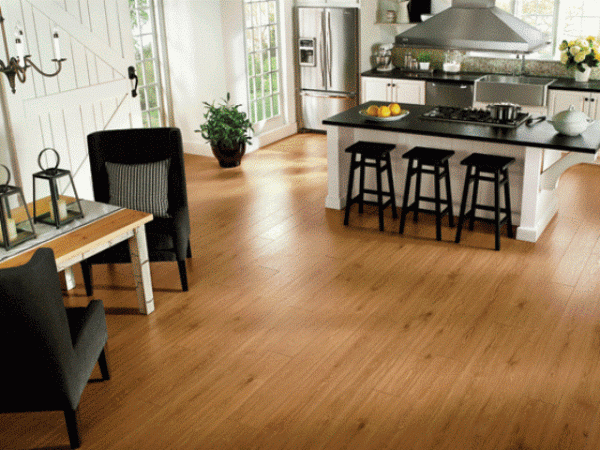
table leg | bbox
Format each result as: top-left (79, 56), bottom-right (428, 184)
top-left (63, 267), bottom-right (76, 290)
top-left (128, 225), bottom-right (154, 314)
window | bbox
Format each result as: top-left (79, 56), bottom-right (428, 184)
top-left (495, 0), bottom-right (600, 59)
top-left (129, 0), bottom-right (166, 127)
top-left (243, 0), bottom-right (283, 125)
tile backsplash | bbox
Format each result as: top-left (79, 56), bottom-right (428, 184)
top-left (392, 47), bottom-right (599, 80)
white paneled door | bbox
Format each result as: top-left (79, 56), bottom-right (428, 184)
top-left (3, 0), bottom-right (142, 201)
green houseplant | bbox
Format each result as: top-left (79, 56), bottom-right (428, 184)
top-left (196, 93), bottom-right (253, 168)
top-left (417, 52), bottom-right (431, 70)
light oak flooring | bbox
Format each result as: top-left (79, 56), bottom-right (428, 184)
top-left (3, 133), bottom-right (600, 449)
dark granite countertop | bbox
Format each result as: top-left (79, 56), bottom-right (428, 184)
top-left (322, 102), bottom-right (600, 154)
top-left (361, 69), bottom-right (600, 92)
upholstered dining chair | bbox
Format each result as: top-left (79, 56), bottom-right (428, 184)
top-left (81, 127), bottom-right (192, 293)
top-left (0, 248), bottom-right (110, 449)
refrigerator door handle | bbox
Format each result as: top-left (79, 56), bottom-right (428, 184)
top-left (300, 91), bottom-right (356, 99)
top-left (320, 11), bottom-right (326, 89)
top-left (326, 9), bottom-right (332, 88)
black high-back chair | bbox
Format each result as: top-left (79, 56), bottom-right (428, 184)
top-left (81, 127), bottom-right (192, 293)
top-left (0, 248), bottom-right (110, 449)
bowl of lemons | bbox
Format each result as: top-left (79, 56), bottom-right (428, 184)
top-left (359, 103), bottom-right (408, 121)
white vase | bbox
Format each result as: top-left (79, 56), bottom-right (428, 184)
top-left (397, 1), bottom-right (410, 24)
top-left (574, 65), bottom-right (591, 82)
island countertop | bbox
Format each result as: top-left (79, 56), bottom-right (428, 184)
top-left (323, 102), bottom-right (600, 154)
top-left (323, 102), bottom-right (600, 243)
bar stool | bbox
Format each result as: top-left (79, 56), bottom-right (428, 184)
top-left (343, 141), bottom-right (397, 232)
top-left (399, 146), bottom-right (455, 241)
top-left (455, 153), bottom-right (515, 251)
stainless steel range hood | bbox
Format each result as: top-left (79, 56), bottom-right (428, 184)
top-left (395, 0), bottom-right (548, 53)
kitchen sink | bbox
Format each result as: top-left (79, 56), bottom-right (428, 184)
top-left (474, 74), bottom-right (556, 107)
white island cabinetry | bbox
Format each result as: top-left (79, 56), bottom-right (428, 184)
top-left (548, 89), bottom-right (600, 119)
top-left (361, 76), bottom-right (425, 105)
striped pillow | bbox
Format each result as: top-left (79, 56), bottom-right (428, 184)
top-left (105, 159), bottom-right (170, 218)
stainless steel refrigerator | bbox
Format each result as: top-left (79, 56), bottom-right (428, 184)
top-left (297, 6), bottom-right (358, 132)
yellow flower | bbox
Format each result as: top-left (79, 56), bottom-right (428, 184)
top-left (558, 41), bottom-right (568, 51)
top-left (570, 45), bottom-right (581, 56)
top-left (560, 52), bottom-right (569, 64)
top-left (577, 38), bottom-right (589, 48)
top-left (574, 51), bottom-right (587, 63)
top-left (594, 49), bottom-right (600, 61)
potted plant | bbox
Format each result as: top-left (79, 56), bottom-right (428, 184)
top-left (559, 36), bottom-right (600, 82)
top-left (196, 93), bottom-right (253, 168)
top-left (417, 52), bottom-right (431, 70)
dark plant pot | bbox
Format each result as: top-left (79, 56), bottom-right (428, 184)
top-left (211, 142), bottom-right (246, 168)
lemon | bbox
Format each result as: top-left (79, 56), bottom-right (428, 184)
top-left (389, 103), bottom-right (402, 116)
top-left (378, 105), bottom-right (391, 118)
top-left (366, 105), bottom-right (379, 117)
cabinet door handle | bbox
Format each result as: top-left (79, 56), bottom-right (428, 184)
top-left (591, 98), bottom-right (595, 102)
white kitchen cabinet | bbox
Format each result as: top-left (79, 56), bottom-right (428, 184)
top-left (548, 89), bottom-right (600, 119)
top-left (361, 76), bottom-right (425, 105)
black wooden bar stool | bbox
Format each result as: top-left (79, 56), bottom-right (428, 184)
top-left (343, 141), bottom-right (397, 232)
top-left (399, 146), bottom-right (455, 241)
top-left (455, 153), bottom-right (515, 251)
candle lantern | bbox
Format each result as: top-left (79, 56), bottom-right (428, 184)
top-left (32, 148), bottom-right (84, 228)
top-left (0, 165), bottom-right (36, 250)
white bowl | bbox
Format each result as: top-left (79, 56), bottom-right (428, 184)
top-left (547, 105), bottom-right (595, 136)
top-left (443, 62), bottom-right (460, 73)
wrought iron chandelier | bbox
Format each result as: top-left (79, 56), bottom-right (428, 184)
top-left (0, 6), bottom-right (65, 93)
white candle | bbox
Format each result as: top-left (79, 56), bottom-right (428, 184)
top-left (49, 199), bottom-right (68, 221)
top-left (14, 24), bottom-right (25, 62)
top-left (0, 218), bottom-right (17, 244)
top-left (52, 27), bottom-right (61, 60)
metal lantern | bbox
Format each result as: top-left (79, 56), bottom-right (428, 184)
top-left (32, 148), bottom-right (84, 228)
top-left (0, 165), bottom-right (36, 250)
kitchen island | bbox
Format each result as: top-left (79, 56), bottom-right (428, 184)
top-left (323, 102), bottom-right (600, 242)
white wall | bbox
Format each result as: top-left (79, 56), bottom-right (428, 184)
top-left (162, 0), bottom-right (229, 156)
top-left (164, 0), bottom-right (297, 158)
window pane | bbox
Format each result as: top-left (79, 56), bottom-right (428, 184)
top-left (139, 89), bottom-right (147, 110)
top-left (149, 110), bottom-right (160, 127)
top-left (270, 25), bottom-right (277, 48)
top-left (264, 96), bottom-right (272, 118)
top-left (271, 72), bottom-right (278, 93)
top-left (273, 94), bottom-right (280, 116)
top-left (254, 54), bottom-right (262, 75)
top-left (260, 2), bottom-right (269, 25)
top-left (262, 51), bottom-right (270, 73)
top-left (244, 3), bottom-right (253, 28)
top-left (246, 29), bottom-right (254, 53)
top-left (146, 86), bottom-right (158, 109)
top-left (263, 73), bottom-right (271, 96)
top-left (270, 49), bottom-right (278, 71)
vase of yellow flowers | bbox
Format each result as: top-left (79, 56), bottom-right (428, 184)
top-left (559, 36), bottom-right (600, 82)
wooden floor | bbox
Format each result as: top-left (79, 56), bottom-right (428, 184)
top-left (3, 133), bottom-right (600, 449)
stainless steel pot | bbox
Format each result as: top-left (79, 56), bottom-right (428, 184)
top-left (486, 102), bottom-right (521, 121)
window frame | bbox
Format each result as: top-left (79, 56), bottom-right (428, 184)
top-left (494, 0), bottom-right (600, 60)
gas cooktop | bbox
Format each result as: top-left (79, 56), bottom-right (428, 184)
top-left (421, 106), bottom-right (530, 128)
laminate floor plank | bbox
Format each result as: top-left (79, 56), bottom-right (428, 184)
top-left (3, 133), bottom-right (600, 449)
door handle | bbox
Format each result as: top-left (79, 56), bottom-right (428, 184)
top-left (327, 10), bottom-right (332, 87)
top-left (128, 66), bottom-right (138, 98)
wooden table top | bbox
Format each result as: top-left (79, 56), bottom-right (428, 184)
top-left (0, 208), bottom-right (153, 269)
